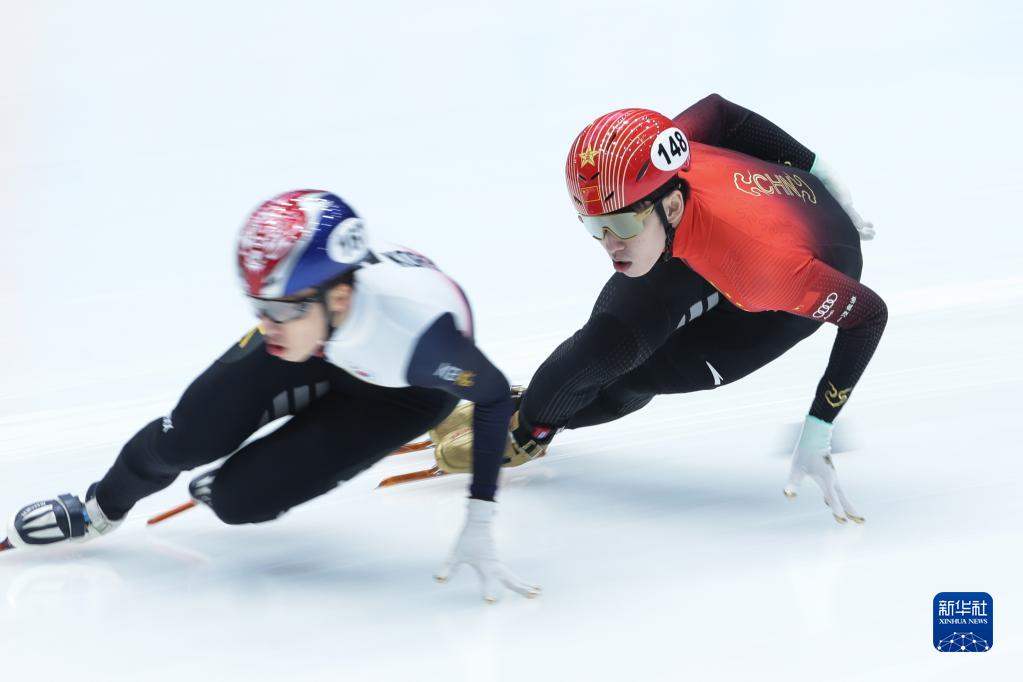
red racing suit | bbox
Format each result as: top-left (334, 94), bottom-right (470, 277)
top-left (672, 95), bottom-right (888, 420)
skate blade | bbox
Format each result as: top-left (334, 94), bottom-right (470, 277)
top-left (391, 439), bottom-right (433, 455)
top-left (146, 500), bottom-right (198, 526)
top-left (377, 466), bottom-right (447, 489)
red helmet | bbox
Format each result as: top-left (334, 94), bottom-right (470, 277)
top-left (566, 108), bottom-right (690, 216)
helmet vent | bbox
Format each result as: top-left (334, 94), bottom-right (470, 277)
top-left (635, 160), bottom-right (650, 182)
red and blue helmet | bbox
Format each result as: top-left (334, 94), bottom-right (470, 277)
top-left (237, 189), bottom-right (370, 299)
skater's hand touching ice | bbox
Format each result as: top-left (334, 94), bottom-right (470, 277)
top-left (435, 498), bottom-right (541, 603)
top-left (783, 416), bottom-right (864, 524)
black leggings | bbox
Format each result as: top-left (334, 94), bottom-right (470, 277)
top-left (565, 301), bottom-right (821, 427)
top-left (95, 329), bottom-right (457, 524)
top-left (522, 259), bottom-right (825, 430)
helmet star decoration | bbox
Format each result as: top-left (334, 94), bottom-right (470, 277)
top-left (579, 146), bottom-right (600, 168)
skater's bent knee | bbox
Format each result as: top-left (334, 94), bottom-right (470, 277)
top-left (208, 486), bottom-right (286, 525)
top-left (158, 429), bottom-right (237, 471)
top-left (209, 497), bottom-right (284, 525)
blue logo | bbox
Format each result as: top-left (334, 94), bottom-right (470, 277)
top-left (933, 592), bottom-right (992, 652)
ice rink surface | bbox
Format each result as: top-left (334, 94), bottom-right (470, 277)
top-left (2, 1), bottom-right (1021, 680)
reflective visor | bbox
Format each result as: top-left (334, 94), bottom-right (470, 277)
top-left (249, 295), bottom-right (318, 323)
top-left (577, 203), bottom-right (656, 240)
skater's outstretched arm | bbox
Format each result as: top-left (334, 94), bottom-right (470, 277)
top-left (673, 93), bottom-right (816, 170)
top-left (406, 314), bottom-right (539, 602)
top-left (407, 313), bottom-right (513, 502)
top-left (676, 94), bottom-right (874, 239)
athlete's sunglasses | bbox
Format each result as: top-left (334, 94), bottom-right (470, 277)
top-left (578, 203), bottom-right (657, 240)
top-left (249, 294), bottom-right (322, 323)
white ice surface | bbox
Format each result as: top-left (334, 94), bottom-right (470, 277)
top-left (2, 1), bottom-right (1022, 680)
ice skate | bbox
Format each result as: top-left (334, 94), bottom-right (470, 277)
top-left (145, 468), bottom-right (218, 526)
top-left (3, 483), bottom-right (122, 552)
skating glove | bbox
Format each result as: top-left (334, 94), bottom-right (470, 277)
top-left (784, 415), bottom-right (865, 524)
top-left (810, 157), bottom-right (875, 241)
top-left (435, 498), bottom-right (541, 603)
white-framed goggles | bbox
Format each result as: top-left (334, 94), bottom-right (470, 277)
top-left (577, 203), bottom-right (657, 240)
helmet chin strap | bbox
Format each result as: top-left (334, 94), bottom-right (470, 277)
top-left (655, 200), bottom-right (675, 262)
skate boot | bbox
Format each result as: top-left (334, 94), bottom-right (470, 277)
top-left (141, 469), bottom-right (219, 528)
top-left (188, 469), bottom-right (217, 507)
top-left (5, 483), bottom-right (122, 550)
top-left (427, 386), bottom-right (525, 444)
top-left (428, 401), bottom-right (475, 444)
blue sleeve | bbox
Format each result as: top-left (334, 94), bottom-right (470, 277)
top-left (406, 314), bottom-right (513, 501)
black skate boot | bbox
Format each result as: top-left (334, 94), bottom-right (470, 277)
top-left (188, 469), bottom-right (217, 507)
top-left (4, 483), bottom-right (123, 551)
top-left (142, 469), bottom-right (219, 528)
